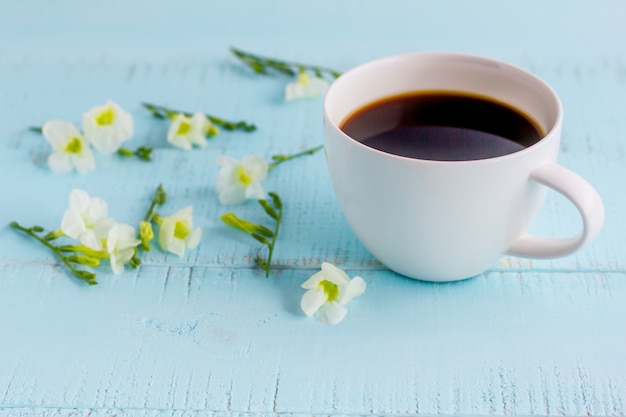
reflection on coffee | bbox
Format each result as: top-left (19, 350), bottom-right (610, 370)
top-left (339, 91), bottom-right (544, 161)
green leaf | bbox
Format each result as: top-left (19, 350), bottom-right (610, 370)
top-left (129, 254), bottom-right (142, 269)
top-left (75, 270), bottom-right (98, 286)
top-left (117, 148), bottom-right (134, 157)
top-left (255, 256), bottom-right (269, 270)
top-left (135, 146), bottom-right (153, 161)
top-left (230, 47), bottom-right (341, 81)
top-left (269, 192), bottom-right (282, 210)
top-left (221, 212), bottom-right (258, 234)
top-left (66, 255), bottom-right (100, 267)
top-left (251, 233), bottom-right (270, 245)
top-left (154, 184), bottom-right (167, 205)
top-left (258, 200), bottom-right (278, 220)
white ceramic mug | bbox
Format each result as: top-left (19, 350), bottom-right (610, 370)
top-left (323, 52), bottom-right (605, 282)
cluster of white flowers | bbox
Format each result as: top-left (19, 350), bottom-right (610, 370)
top-left (42, 100), bottom-right (133, 174)
top-left (38, 74), bottom-right (361, 323)
top-left (41, 101), bottom-right (223, 175)
top-left (60, 189), bottom-right (140, 274)
top-left (59, 189), bottom-right (201, 276)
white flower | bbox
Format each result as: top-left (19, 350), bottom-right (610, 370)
top-left (167, 112), bottom-right (217, 150)
top-left (106, 223), bottom-right (141, 274)
top-left (215, 155), bottom-right (268, 205)
top-left (41, 120), bottom-right (95, 174)
top-left (82, 100), bottom-right (133, 154)
top-left (158, 206), bottom-right (202, 257)
top-left (285, 71), bottom-right (331, 101)
top-left (61, 189), bottom-right (114, 250)
top-left (300, 262), bottom-right (366, 325)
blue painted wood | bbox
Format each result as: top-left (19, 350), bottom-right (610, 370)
top-left (1, 1), bottom-right (626, 416)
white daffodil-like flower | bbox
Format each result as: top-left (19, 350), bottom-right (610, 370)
top-left (41, 120), bottom-right (95, 174)
top-left (215, 155), bottom-right (268, 205)
top-left (301, 262), bottom-right (366, 325)
top-left (61, 189), bottom-right (114, 251)
top-left (106, 223), bottom-right (141, 274)
top-left (82, 100), bottom-right (133, 154)
top-left (158, 206), bottom-right (202, 257)
top-left (167, 112), bottom-right (218, 150)
top-left (285, 70), bottom-right (331, 101)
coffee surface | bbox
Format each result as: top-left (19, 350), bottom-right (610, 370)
top-left (339, 91), bottom-right (544, 161)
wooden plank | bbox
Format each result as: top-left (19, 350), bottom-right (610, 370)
top-left (1, 265), bottom-right (625, 415)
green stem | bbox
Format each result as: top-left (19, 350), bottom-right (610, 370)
top-left (143, 185), bottom-right (167, 222)
top-left (221, 193), bottom-right (283, 278)
top-left (142, 102), bottom-right (256, 132)
top-left (43, 229), bottom-right (64, 241)
top-left (262, 193), bottom-right (283, 278)
top-left (268, 145), bottom-right (324, 172)
top-left (117, 146), bottom-right (153, 162)
top-left (231, 47), bottom-right (342, 80)
top-left (9, 222), bottom-right (98, 285)
top-left (58, 244), bottom-right (110, 259)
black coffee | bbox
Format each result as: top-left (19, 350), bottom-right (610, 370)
top-left (339, 91), bottom-right (544, 161)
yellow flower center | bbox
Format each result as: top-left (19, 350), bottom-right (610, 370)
top-left (64, 137), bottom-right (83, 154)
top-left (174, 220), bottom-right (190, 240)
top-left (297, 70), bottom-right (310, 86)
top-left (176, 119), bottom-right (192, 135)
top-left (95, 107), bottom-right (116, 126)
top-left (139, 221), bottom-right (154, 240)
top-left (319, 280), bottom-right (339, 302)
top-left (236, 166), bottom-right (252, 186)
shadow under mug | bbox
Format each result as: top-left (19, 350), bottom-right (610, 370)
top-left (323, 52), bottom-right (605, 282)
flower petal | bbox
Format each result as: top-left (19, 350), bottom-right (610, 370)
top-left (68, 189), bottom-right (91, 213)
top-left (158, 217), bottom-right (186, 257)
top-left (168, 135), bottom-right (193, 151)
top-left (242, 155), bottom-right (268, 181)
top-left (244, 180), bottom-right (266, 200)
top-left (301, 270), bottom-right (326, 289)
top-left (61, 209), bottom-right (85, 239)
top-left (78, 229), bottom-right (101, 251)
top-left (185, 228), bottom-right (202, 249)
top-left (70, 148), bottom-right (96, 174)
top-left (47, 152), bottom-right (73, 173)
top-left (168, 238), bottom-right (186, 257)
top-left (338, 276), bottom-right (366, 306)
top-left (300, 289), bottom-right (327, 317)
top-left (93, 217), bottom-right (115, 240)
top-left (172, 206), bottom-right (193, 222)
top-left (320, 262), bottom-right (351, 286)
top-left (107, 223), bottom-right (139, 253)
top-left (88, 197), bottom-right (108, 221)
top-left (110, 253), bottom-right (124, 275)
top-left (285, 82), bottom-right (306, 101)
top-left (217, 184), bottom-right (247, 205)
top-left (42, 120), bottom-right (81, 150)
top-left (307, 77), bottom-right (331, 96)
top-left (316, 302), bottom-right (348, 325)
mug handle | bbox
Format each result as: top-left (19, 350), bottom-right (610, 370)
top-left (506, 163), bottom-right (605, 259)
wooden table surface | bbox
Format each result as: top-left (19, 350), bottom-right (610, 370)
top-left (1, 1), bottom-right (625, 416)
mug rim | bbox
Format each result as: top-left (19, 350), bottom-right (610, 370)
top-left (323, 51), bottom-right (564, 165)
